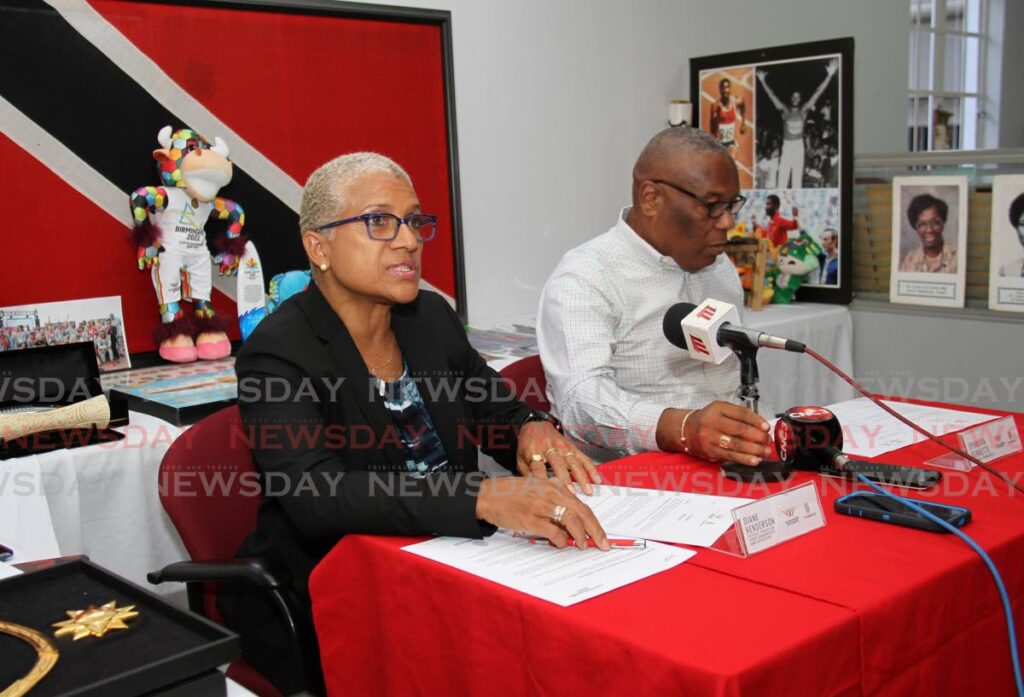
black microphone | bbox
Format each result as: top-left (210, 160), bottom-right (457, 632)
top-left (774, 406), bottom-right (941, 489)
top-left (662, 302), bottom-right (806, 355)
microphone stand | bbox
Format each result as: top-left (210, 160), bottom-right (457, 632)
top-left (720, 344), bottom-right (792, 483)
top-left (733, 345), bottom-right (760, 415)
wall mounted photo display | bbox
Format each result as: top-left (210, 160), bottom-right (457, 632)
top-left (989, 175), bottom-right (1024, 312)
top-left (0, 296), bottom-right (131, 372)
top-left (889, 176), bottom-right (968, 308)
top-left (691, 37), bottom-right (853, 304)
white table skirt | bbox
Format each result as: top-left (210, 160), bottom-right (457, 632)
top-left (749, 302), bottom-right (857, 417)
top-left (473, 302), bottom-right (856, 418)
top-left (0, 411), bottom-right (190, 599)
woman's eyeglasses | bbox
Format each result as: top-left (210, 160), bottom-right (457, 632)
top-left (313, 213), bottom-right (437, 242)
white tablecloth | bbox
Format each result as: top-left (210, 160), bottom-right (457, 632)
top-left (0, 411), bottom-right (190, 599)
top-left (749, 302), bottom-right (857, 416)
top-left (473, 302), bottom-right (856, 418)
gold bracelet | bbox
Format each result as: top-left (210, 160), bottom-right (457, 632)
top-left (679, 409), bottom-right (696, 454)
top-left (0, 621), bottom-right (59, 697)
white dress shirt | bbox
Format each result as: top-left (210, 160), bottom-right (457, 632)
top-left (537, 208), bottom-right (743, 461)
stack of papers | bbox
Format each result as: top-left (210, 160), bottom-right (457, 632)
top-left (826, 399), bottom-right (996, 458)
top-left (404, 484), bottom-right (752, 605)
top-left (405, 532), bottom-right (693, 607)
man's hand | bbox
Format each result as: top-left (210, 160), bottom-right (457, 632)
top-left (658, 402), bottom-right (772, 466)
top-left (516, 421), bottom-right (601, 495)
top-left (475, 476), bottom-right (610, 550)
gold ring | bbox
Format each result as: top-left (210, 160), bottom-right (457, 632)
top-left (718, 434), bottom-right (733, 450)
top-left (529, 453), bottom-right (544, 463)
top-left (552, 504), bottom-right (567, 523)
top-left (544, 447), bottom-right (559, 457)
top-left (564, 451), bottom-right (576, 457)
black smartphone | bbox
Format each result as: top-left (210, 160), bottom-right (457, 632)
top-left (0, 543), bottom-right (13, 562)
top-left (834, 492), bottom-right (971, 533)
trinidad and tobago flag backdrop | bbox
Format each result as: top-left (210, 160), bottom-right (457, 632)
top-left (0, 0), bottom-right (462, 353)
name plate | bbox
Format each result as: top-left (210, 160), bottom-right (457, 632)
top-left (731, 481), bottom-right (825, 556)
top-left (928, 416), bottom-right (1022, 471)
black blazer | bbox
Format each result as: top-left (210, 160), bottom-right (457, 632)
top-left (232, 283), bottom-right (532, 599)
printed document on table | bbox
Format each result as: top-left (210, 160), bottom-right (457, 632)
top-left (584, 485), bottom-right (752, 547)
top-left (826, 398), bottom-right (997, 458)
top-left (0, 562), bottom-right (21, 580)
top-left (403, 532), bottom-right (693, 607)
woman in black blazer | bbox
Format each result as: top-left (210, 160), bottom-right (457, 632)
top-left (221, 153), bottom-right (607, 695)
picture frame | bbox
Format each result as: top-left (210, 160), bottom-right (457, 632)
top-left (889, 176), bottom-right (968, 308)
top-left (0, 0), bottom-right (468, 363)
top-left (0, 296), bottom-right (131, 373)
top-left (691, 38), bottom-right (854, 304)
top-left (988, 175), bottom-right (1024, 313)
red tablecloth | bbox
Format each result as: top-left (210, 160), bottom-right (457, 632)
top-left (310, 401), bottom-right (1024, 696)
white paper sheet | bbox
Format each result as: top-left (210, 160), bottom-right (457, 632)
top-left (584, 484), bottom-right (752, 547)
top-left (403, 532), bottom-right (693, 607)
top-left (826, 398), bottom-right (997, 459)
top-left (0, 562), bottom-right (22, 580)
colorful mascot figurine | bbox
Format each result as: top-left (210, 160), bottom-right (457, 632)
top-left (771, 232), bottom-right (823, 304)
top-left (130, 126), bottom-right (246, 362)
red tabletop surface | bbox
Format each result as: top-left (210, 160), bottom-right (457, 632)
top-left (310, 400), bottom-right (1024, 696)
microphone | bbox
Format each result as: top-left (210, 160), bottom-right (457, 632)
top-left (774, 406), bottom-right (941, 489)
top-left (662, 300), bottom-right (806, 364)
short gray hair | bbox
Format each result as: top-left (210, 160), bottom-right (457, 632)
top-left (299, 152), bottom-right (412, 234)
top-left (633, 126), bottom-right (729, 180)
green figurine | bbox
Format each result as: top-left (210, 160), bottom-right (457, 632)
top-left (772, 232), bottom-right (823, 304)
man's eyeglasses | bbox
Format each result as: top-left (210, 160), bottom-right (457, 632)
top-left (313, 213), bottom-right (438, 242)
top-left (650, 179), bottom-right (747, 218)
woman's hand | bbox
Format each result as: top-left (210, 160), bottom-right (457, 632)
top-left (516, 421), bottom-right (602, 494)
top-left (476, 476), bottom-right (610, 550)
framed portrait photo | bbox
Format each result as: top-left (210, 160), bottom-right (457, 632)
top-left (889, 176), bottom-right (968, 308)
top-left (691, 37), bottom-right (853, 303)
top-left (989, 175), bottom-right (1024, 312)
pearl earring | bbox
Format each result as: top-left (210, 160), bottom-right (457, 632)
top-left (319, 263), bottom-right (328, 272)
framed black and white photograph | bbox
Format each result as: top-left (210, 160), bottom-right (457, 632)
top-left (989, 175), bottom-right (1024, 312)
top-left (691, 37), bottom-right (853, 303)
top-left (889, 176), bottom-right (968, 308)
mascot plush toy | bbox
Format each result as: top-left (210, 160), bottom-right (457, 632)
top-left (771, 232), bottom-right (823, 304)
top-left (130, 126), bottom-right (246, 362)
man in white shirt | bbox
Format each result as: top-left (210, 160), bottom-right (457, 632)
top-left (538, 127), bottom-right (771, 464)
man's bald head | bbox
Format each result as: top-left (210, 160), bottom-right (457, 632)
top-left (626, 127), bottom-right (740, 273)
top-left (632, 127), bottom-right (732, 202)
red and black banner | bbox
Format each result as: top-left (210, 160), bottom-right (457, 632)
top-left (0, 0), bottom-right (463, 352)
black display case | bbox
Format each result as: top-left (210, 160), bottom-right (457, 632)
top-left (0, 559), bottom-right (239, 696)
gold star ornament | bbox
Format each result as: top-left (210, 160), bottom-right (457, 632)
top-left (52, 601), bottom-right (139, 641)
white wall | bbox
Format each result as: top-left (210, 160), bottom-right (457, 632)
top-left (851, 305), bottom-right (1024, 410)
top-left (346, 0), bottom-right (910, 321)
top-left (343, 0), bottom-right (692, 322)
